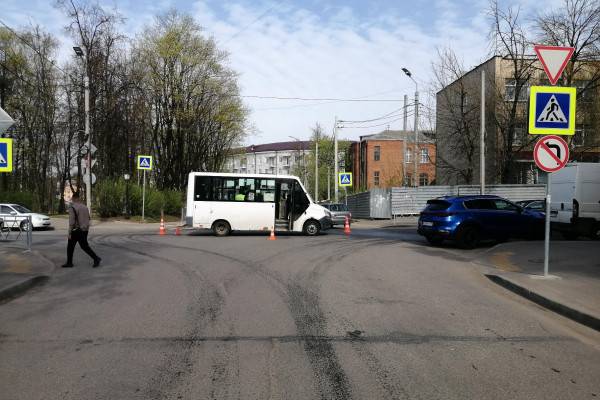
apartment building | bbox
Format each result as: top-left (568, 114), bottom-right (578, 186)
top-left (349, 130), bottom-right (436, 190)
top-left (436, 55), bottom-right (600, 185)
top-left (225, 141), bottom-right (311, 176)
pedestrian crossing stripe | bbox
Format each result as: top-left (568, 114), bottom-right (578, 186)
top-left (338, 172), bottom-right (352, 187)
top-left (0, 138), bottom-right (13, 172)
top-left (137, 155), bottom-right (153, 170)
top-left (537, 95), bottom-right (567, 123)
top-left (529, 86), bottom-right (576, 135)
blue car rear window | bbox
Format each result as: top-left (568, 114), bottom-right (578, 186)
top-left (425, 200), bottom-right (451, 211)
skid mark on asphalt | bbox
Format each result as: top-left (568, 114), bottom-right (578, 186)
top-left (91, 233), bottom-right (227, 399)
top-left (127, 234), bottom-right (379, 399)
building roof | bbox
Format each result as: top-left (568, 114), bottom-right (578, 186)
top-left (358, 130), bottom-right (434, 143)
top-left (244, 140), bottom-right (312, 153)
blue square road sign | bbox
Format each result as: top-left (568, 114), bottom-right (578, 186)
top-left (529, 86), bottom-right (576, 135)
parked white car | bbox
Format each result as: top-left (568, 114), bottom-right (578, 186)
top-left (0, 203), bottom-right (52, 230)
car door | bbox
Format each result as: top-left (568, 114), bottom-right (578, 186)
top-left (490, 199), bottom-right (523, 238)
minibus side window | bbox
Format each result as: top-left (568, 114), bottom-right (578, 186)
top-left (194, 176), bottom-right (212, 201)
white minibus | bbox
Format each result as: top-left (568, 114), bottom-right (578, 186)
top-left (185, 172), bottom-right (333, 236)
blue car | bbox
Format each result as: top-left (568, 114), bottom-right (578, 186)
top-left (417, 195), bottom-right (545, 248)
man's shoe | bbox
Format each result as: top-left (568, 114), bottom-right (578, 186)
top-left (61, 264), bottom-right (73, 268)
top-left (93, 258), bottom-right (102, 268)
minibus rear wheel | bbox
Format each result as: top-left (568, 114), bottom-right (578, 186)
top-left (212, 220), bottom-right (231, 237)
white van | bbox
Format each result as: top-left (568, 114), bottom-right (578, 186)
top-left (185, 172), bottom-right (333, 236)
top-left (550, 162), bottom-right (600, 239)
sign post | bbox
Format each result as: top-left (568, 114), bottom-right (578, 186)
top-left (137, 155), bottom-right (153, 222)
top-left (533, 135), bottom-right (569, 278)
top-left (530, 44), bottom-right (574, 279)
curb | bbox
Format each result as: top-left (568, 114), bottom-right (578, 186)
top-left (486, 274), bottom-right (600, 332)
top-left (0, 275), bottom-right (49, 303)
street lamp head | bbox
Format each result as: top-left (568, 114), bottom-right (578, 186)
top-left (401, 67), bottom-right (412, 77)
top-left (73, 46), bottom-right (84, 57)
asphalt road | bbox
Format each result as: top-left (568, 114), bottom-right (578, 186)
top-left (1, 222), bottom-right (599, 400)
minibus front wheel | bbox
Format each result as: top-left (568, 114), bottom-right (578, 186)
top-left (303, 220), bottom-right (321, 236)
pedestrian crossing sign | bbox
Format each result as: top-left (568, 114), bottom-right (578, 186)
top-left (338, 172), bottom-right (352, 187)
top-left (137, 155), bottom-right (153, 170)
top-left (0, 138), bottom-right (13, 173)
top-left (529, 86), bottom-right (576, 135)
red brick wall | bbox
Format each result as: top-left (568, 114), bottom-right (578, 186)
top-left (351, 140), bottom-right (436, 189)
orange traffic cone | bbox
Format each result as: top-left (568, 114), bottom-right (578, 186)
top-left (268, 227), bottom-right (276, 240)
top-left (175, 226), bottom-right (181, 236)
top-left (159, 217), bottom-right (166, 236)
top-left (344, 216), bottom-right (351, 235)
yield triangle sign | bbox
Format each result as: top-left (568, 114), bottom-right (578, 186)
top-left (534, 45), bottom-right (574, 85)
top-left (537, 95), bottom-right (567, 123)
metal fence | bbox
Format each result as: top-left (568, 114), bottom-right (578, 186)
top-left (0, 215), bottom-right (32, 250)
top-left (346, 184), bottom-right (547, 218)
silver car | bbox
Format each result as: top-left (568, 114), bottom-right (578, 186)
top-left (322, 203), bottom-right (351, 226)
top-left (0, 203), bottom-right (52, 230)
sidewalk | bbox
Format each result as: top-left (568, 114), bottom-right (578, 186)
top-left (475, 241), bottom-right (600, 331)
top-left (0, 246), bottom-right (55, 301)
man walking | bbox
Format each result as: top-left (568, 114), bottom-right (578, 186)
top-left (62, 192), bottom-right (101, 268)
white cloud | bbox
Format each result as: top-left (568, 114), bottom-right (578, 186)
top-left (191, 1), bottom-right (491, 144)
top-left (4, 0), bottom-right (499, 144)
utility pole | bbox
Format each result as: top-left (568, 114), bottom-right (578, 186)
top-left (413, 90), bottom-right (419, 187)
top-left (480, 69), bottom-right (486, 195)
top-left (334, 116), bottom-right (339, 203)
top-left (74, 46), bottom-right (92, 211)
top-left (402, 67), bottom-right (419, 187)
top-left (327, 166), bottom-right (331, 200)
top-left (315, 132), bottom-right (319, 201)
top-left (402, 94), bottom-right (408, 186)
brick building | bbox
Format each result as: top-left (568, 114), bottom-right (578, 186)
top-left (349, 130), bottom-right (436, 190)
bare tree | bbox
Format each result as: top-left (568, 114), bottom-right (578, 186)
top-left (488, 1), bottom-right (539, 183)
top-left (432, 47), bottom-right (480, 184)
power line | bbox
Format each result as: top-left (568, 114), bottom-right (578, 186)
top-left (242, 95), bottom-right (406, 102)
top-left (222, 3), bottom-right (279, 45)
top-left (340, 106), bottom-right (405, 124)
top-left (0, 18), bottom-right (69, 76)
top-left (338, 115), bottom-right (411, 129)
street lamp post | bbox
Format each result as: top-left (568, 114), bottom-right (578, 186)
top-left (124, 173), bottom-right (130, 219)
top-left (289, 136), bottom-right (308, 188)
top-left (402, 67), bottom-right (419, 187)
top-left (74, 46), bottom-right (92, 210)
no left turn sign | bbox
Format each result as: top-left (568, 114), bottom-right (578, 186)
top-left (533, 135), bottom-right (569, 173)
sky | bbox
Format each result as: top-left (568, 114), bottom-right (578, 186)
top-left (3, 0), bottom-right (555, 145)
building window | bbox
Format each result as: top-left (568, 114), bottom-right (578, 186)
top-left (505, 79), bottom-right (528, 102)
top-left (374, 145), bottom-right (381, 161)
top-left (374, 171), bottom-right (380, 186)
top-left (420, 148), bottom-right (429, 164)
top-left (573, 125), bottom-right (585, 146)
top-left (512, 124), bottom-right (526, 146)
top-left (574, 80), bottom-right (592, 102)
top-left (405, 148), bottom-right (412, 163)
top-left (419, 173), bottom-right (429, 186)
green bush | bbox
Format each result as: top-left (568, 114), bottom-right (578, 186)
top-left (0, 191), bottom-right (36, 210)
top-left (93, 179), bottom-right (183, 218)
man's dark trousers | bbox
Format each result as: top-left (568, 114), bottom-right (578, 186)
top-left (67, 230), bottom-right (99, 265)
